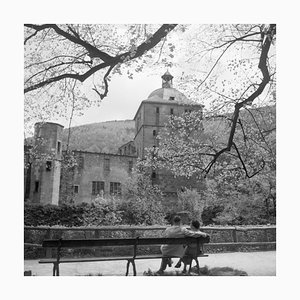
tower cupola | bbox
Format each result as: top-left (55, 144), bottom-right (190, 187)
top-left (161, 70), bottom-right (173, 88)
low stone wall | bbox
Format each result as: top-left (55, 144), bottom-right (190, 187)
top-left (24, 225), bottom-right (276, 259)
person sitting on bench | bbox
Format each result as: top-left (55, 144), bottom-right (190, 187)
top-left (174, 219), bottom-right (204, 273)
top-left (156, 216), bottom-right (208, 274)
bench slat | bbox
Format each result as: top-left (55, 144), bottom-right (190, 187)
top-left (39, 256), bottom-right (134, 264)
top-left (42, 237), bottom-right (210, 248)
top-left (39, 254), bottom-right (209, 264)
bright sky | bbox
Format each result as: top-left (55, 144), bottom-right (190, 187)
top-left (68, 72), bottom-right (162, 128)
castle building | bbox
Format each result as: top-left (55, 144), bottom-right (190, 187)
top-left (25, 72), bottom-right (204, 205)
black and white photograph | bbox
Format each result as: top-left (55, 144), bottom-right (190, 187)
top-left (2, 1), bottom-right (299, 299)
top-left (23, 22), bottom-right (276, 277)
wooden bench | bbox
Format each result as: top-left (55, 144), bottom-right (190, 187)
top-left (39, 236), bottom-right (210, 276)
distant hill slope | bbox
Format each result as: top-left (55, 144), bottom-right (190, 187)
top-left (26, 105), bottom-right (275, 154)
top-left (61, 120), bottom-right (135, 153)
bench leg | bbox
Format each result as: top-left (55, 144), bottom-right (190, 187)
top-left (53, 263), bottom-right (60, 276)
top-left (132, 260), bottom-right (137, 276)
top-left (126, 260), bottom-right (130, 276)
top-left (125, 259), bottom-right (137, 276)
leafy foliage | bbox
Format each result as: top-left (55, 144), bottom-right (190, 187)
top-left (120, 171), bottom-right (166, 225)
top-left (24, 203), bottom-right (86, 227)
top-left (81, 198), bottom-right (123, 226)
top-left (176, 189), bottom-right (206, 220)
top-left (201, 205), bottom-right (225, 226)
top-left (142, 105), bottom-right (275, 180)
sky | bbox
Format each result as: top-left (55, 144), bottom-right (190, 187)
top-left (25, 70), bottom-right (170, 133)
top-left (67, 72), bottom-right (163, 128)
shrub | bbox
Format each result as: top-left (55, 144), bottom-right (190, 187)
top-left (81, 198), bottom-right (123, 226)
top-left (201, 205), bottom-right (224, 226)
top-left (120, 171), bottom-right (166, 225)
top-left (177, 189), bottom-right (205, 220)
top-left (24, 203), bottom-right (86, 227)
top-left (118, 196), bottom-right (165, 225)
top-left (24, 191), bottom-right (166, 227)
top-left (212, 194), bottom-right (274, 225)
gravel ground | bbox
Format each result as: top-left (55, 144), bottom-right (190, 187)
top-left (24, 251), bottom-right (275, 276)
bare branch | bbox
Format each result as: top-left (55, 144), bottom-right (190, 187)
top-left (92, 65), bottom-right (114, 100)
top-left (24, 30), bottom-right (38, 45)
top-left (232, 142), bottom-right (265, 178)
top-left (197, 42), bottom-right (233, 90)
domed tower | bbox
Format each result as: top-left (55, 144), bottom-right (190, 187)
top-left (133, 71), bottom-right (204, 196)
top-left (29, 122), bottom-right (64, 205)
top-left (133, 71), bottom-right (203, 158)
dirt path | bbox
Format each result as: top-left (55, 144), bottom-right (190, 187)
top-left (24, 251), bottom-right (275, 276)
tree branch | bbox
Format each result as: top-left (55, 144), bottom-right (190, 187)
top-left (24, 24), bottom-right (177, 94)
top-left (92, 65), bottom-right (114, 100)
top-left (232, 142), bottom-right (265, 178)
top-left (25, 24), bottom-right (113, 62)
top-left (200, 25), bottom-right (276, 177)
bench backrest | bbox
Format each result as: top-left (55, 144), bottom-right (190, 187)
top-left (42, 236), bottom-right (210, 248)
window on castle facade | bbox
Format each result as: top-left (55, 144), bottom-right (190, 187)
top-left (128, 161), bottom-right (133, 173)
top-left (155, 107), bottom-right (160, 124)
top-left (170, 108), bottom-right (174, 115)
top-left (73, 185), bottom-right (79, 194)
top-left (34, 181), bottom-right (39, 193)
top-left (104, 158), bottom-right (110, 171)
top-left (57, 141), bottom-right (61, 154)
top-left (92, 181), bottom-right (105, 195)
top-left (46, 161), bottom-right (52, 171)
top-left (78, 156), bottom-right (84, 169)
top-left (110, 182), bottom-right (121, 195)
top-left (153, 130), bottom-right (156, 136)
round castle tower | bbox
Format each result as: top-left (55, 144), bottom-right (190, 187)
top-left (29, 122), bottom-right (64, 205)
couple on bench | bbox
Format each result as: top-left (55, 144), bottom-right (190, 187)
top-left (156, 215), bottom-right (209, 274)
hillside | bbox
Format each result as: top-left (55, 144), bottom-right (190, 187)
top-left (26, 105), bottom-right (275, 154)
top-left (62, 120), bottom-right (135, 153)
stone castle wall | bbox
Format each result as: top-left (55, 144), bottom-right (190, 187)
top-left (29, 122), bottom-right (63, 205)
top-left (59, 151), bottom-right (137, 204)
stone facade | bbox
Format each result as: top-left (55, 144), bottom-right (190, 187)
top-left (28, 122), bottom-right (63, 205)
top-left (25, 72), bottom-right (204, 205)
top-left (60, 151), bottom-right (136, 204)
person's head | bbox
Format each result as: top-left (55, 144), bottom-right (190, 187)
top-left (173, 215), bottom-right (181, 225)
top-left (191, 220), bottom-right (200, 230)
